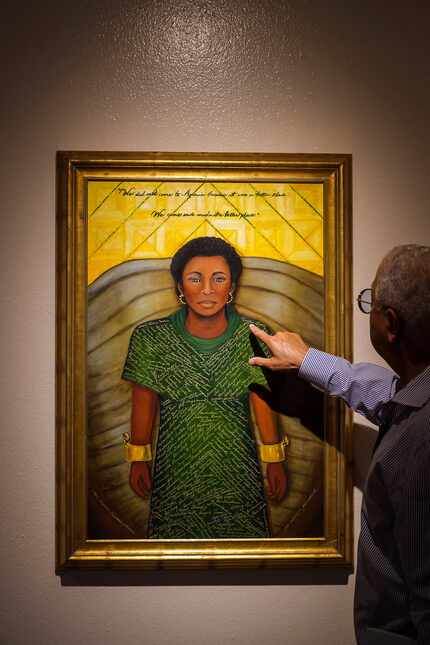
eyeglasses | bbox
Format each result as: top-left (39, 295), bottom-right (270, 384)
top-left (357, 288), bottom-right (372, 314)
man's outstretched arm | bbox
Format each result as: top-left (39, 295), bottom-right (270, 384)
top-left (248, 324), bottom-right (398, 423)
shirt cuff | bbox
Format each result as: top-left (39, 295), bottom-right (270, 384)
top-left (298, 348), bottom-right (339, 391)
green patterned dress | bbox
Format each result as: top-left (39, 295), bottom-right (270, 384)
top-left (122, 306), bottom-right (271, 539)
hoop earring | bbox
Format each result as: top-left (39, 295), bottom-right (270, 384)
top-left (178, 293), bottom-right (186, 305)
top-left (226, 292), bottom-right (234, 304)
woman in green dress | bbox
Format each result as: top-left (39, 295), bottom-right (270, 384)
top-left (122, 237), bottom-right (287, 539)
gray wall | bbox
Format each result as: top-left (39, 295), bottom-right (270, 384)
top-left (1, 2), bottom-right (429, 644)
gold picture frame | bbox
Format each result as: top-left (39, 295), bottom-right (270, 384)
top-left (56, 151), bottom-right (353, 570)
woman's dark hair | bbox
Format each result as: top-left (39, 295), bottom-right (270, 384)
top-left (170, 236), bottom-right (243, 287)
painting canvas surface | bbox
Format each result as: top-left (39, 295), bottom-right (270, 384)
top-left (86, 179), bottom-right (325, 539)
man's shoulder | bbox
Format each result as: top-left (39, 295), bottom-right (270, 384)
top-left (377, 399), bottom-right (430, 483)
top-left (407, 397), bottom-right (430, 442)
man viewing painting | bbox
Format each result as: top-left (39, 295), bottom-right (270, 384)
top-left (249, 245), bottom-right (430, 645)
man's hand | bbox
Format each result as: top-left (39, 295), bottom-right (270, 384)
top-left (130, 462), bottom-right (152, 498)
top-left (249, 324), bottom-right (310, 370)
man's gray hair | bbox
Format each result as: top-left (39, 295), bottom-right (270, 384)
top-left (374, 244), bottom-right (430, 356)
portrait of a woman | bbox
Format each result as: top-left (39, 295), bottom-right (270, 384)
top-left (122, 236), bottom-right (288, 539)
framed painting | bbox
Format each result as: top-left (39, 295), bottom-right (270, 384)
top-left (56, 151), bottom-right (353, 569)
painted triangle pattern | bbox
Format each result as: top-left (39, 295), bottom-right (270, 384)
top-left (88, 180), bottom-right (324, 283)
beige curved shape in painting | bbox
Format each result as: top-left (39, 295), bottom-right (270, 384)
top-left (87, 257), bottom-right (324, 539)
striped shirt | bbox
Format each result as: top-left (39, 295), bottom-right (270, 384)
top-left (299, 349), bottom-right (430, 645)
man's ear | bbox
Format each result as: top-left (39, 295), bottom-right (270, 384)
top-left (384, 307), bottom-right (402, 343)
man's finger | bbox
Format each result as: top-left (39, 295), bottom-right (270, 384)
top-left (249, 356), bottom-right (276, 367)
top-left (249, 324), bottom-right (273, 346)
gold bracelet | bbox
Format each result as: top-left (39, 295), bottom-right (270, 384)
top-left (122, 432), bottom-right (152, 462)
top-left (259, 437), bottom-right (289, 463)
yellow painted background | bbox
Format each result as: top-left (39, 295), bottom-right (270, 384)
top-left (87, 181), bottom-right (324, 284)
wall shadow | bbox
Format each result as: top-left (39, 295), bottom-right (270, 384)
top-left (60, 565), bottom-right (352, 587)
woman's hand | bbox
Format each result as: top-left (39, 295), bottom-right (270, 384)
top-left (130, 462), bottom-right (152, 498)
top-left (267, 462), bottom-right (287, 502)
top-left (249, 324), bottom-right (309, 371)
